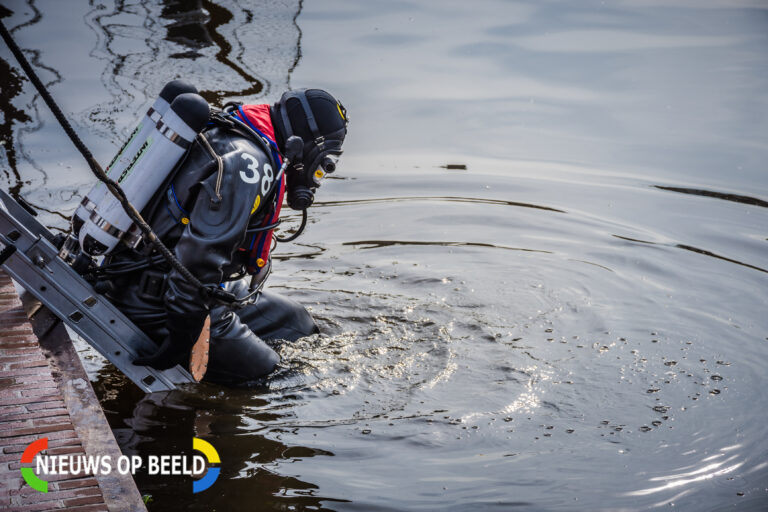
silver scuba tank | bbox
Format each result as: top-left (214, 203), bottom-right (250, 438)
top-left (71, 80), bottom-right (198, 237)
top-left (78, 92), bottom-right (210, 255)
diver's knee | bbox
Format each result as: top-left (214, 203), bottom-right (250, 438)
top-left (238, 291), bottom-right (318, 341)
top-left (293, 304), bottom-right (319, 336)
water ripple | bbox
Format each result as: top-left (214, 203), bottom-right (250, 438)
top-left (316, 196), bottom-right (566, 213)
top-left (655, 185), bottom-right (768, 209)
top-left (613, 235), bottom-right (768, 274)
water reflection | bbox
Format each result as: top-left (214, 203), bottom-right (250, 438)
top-left (94, 368), bottom-right (346, 510)
top-left (344, 239), bottom-right (552, 254)
top-left (162, 0), bottom-right (214, 54)
top-left (613, 235), bottom-right (768, 274)
top-left (626, 445), bottom-right (744, 502)
top-left (0, 55), bottom-right (30, 196)
top-left (655, 185), bottom-right (768, 209)
top-left (159, 0), bottom-right (270, 105)
top-left (316, 196), bottom-right (566, 213)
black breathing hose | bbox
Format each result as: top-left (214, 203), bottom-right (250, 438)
top-left (0, 19), bottom-right (236, 305)
top-left (275, 209), bottom-right (307, 242)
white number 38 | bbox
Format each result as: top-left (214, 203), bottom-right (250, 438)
top-left (240, 153), bottom-right (274, 196)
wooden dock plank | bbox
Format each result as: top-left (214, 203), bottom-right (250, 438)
top-left (0, 269), bottom-right (143, 512)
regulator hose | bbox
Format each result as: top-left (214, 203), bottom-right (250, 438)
top-left (275, 209), bottom-right (308, 242)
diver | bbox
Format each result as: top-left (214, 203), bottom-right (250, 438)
top-left (90, 87), bottom-right (348, 384)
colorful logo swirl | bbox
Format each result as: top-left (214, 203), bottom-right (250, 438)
top-left (192, 437), bottom-right (220, 493)
top-left (20, 437), bottom-right (48, 493)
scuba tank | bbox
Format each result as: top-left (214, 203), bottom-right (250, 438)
top-left (78, 91), bottom-right (210, 255)
top-left (71, 80), bottom-right (198, 237)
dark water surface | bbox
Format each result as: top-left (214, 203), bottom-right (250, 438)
top-left (2, 1), bottom-right (768, 510)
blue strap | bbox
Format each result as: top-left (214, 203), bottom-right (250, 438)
top-left (170, 184), bottom-right (189, 215)
top-left (165, 184), bottom-right (188, 223)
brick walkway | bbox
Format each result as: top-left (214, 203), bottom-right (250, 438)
top-left (0, 270), bottom-right (109, 511)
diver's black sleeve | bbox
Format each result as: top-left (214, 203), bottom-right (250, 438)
top-left (162, 134), bottom-right (280, 348)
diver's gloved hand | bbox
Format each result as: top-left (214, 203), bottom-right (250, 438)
top-left (133, 311), bottom-right (207, 370)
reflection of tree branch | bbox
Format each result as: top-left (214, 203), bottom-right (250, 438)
top-left (13, 46), bottom-right (66, 193)
top-left (86, 0), bottom-right (155, 138)
top-left (286, 0), bottom-right (304, 88)
top-left (199, 0), bottom-right (263, 106)
top-left (8, 0), bottom-right (40, 34)
top-left (22, 199), bottom-right (71, 223)
top-left (1, 0), bottom-right (63, 199)
top-left (0, 57), bottom-right (31, 195)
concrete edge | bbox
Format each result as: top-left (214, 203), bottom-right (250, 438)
top-left (27, 302), bottom-right (147, 512)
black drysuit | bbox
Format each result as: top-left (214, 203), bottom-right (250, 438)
top-left (102, 121), bottom-right (317, 383)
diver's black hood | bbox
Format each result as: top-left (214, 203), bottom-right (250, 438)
top-left (270, 88), bottom-right (348, 210)
top-left (270, 88), bottom-right (347, 161)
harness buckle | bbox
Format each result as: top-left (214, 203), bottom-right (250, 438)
top-left (136, 270), bottom-right (168, 302)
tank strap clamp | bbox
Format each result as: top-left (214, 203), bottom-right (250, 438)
top-left (156, 120), bottom-right (193, 149)
top-left (199, 181), bottom-right (222, 210)
top-left (209, 111), bottom-right (235, 129)
top-left (137, 270), bottom-right (168, 301)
